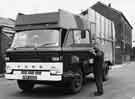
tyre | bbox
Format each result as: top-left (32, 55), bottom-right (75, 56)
top-left (68, 69), bottom-right (83, 94)
top-left (17, 80), bottom-right (34, 92)
top-left (103, 63), bottom-right (109, 81)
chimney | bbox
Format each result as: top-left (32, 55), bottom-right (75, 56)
top-left (108, 3), bottom-right (111, 7)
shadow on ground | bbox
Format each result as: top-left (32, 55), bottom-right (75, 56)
top-left (11, 77), bottom-right (95, 98)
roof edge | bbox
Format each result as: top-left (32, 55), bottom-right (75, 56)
top-left (92, 1), bottom-right (133, 29)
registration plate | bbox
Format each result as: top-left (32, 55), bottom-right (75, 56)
top-left (22, 76), bottom-right (37, 80)
top-left (21, 70), bottom-right (41, 75)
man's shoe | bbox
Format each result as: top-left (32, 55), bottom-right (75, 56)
top-left (94, 91), bottom-right (103, 96)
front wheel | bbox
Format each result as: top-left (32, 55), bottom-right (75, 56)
top-left (68, 69), bottom-right (83, 94)
top-left (17, 80), bottom-right (34, 92)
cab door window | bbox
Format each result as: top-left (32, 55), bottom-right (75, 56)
top-left (63, 30), bottom-right (90, 47)
top-left (73, 30), bottom-right (90, 44)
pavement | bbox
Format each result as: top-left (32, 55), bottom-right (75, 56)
top-left (111, 62), bottom-right (131, 69)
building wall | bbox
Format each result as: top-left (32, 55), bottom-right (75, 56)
top-left (0, 27), bottom-right (14, 73)
top-left (0, 27), bottom-right (3, 73)
top-left (131, 47), bottom-right (135, 60)
top-left (119, 17), bottom-right (132, 63)
top-left (113, 17), bottom-right (132, 64)
top-left (0, 33), bottom-right (11, 73)
top-left (0, 18), bottom-right (15, 73)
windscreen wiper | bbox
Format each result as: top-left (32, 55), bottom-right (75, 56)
top-left (37, 42), bottom-right (57, 48)
top-left (12, 45), bottom-right (35, 49)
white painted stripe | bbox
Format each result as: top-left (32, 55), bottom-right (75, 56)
top-left (6, 62), bottom-right (63, 74)
top-left (5, 62), bottom-right (63, 81)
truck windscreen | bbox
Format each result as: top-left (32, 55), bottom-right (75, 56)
top-left (11, 29), bottom-right (60, 48)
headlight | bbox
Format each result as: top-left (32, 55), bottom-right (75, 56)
top-left (50, 66), bottom-right (60, 75)
top-left (5, 57), bottom-right (10, 61)
top-left (89, 59), bottom-right (94, 64)
top-left (51, 56), bottom-right (62, 61)
top-left (6, 65), bottom-right (12, 73)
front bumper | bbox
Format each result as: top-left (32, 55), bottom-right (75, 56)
top-left (5, 62), bottom-right (63, 81)
top-left (5, 71), bottom-right (77, 82)
top-left (5, 62), bottom-right (79, 83)
top-left (5, 72), bottom-right (62, 81)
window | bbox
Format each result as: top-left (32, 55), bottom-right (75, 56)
top-left (74, 30), bottom-right (90, 44)
top-left (90, 23), bottom-right (96, 38)
top-left (81, 30), bottom-right (86, 39)
top-left (11, 29), bottom-right (59, 48)
top-left (64, 30), bottom-right (74, 47)
top-left (63, 30), bottom-right (90, 47)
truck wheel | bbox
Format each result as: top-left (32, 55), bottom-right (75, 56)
top-left (68, 69), bottom-right (83, 94)
top-left (17, 80), bottom-right (34, 92)
top-left (103, 63), bottom-right (109, 81)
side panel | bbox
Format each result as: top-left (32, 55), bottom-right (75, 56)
top-left (103, 41), bottom-right (113, 62)
top-left (82, 8), bottom-right (115, 64)
top-left (62, 50), bottom-right (94, 74)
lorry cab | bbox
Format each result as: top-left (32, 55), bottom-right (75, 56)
top-left (5, 10), bottom-right (110, 93)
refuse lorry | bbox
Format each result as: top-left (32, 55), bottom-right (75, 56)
top-left (5, 9), bottom-right (115, 93)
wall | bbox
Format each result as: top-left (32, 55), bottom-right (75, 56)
top-left (0, 27), bottom-right (13, 73)
top-left (0, 27), bottom-right (2, 73)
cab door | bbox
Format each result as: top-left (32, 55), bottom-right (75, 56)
top-left (73, 30), bottom-right (92, 74)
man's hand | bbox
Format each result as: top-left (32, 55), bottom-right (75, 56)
top-left (89, 48), bottom-right (96, 55)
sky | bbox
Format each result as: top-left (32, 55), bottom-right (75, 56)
top-left (1, 0), bottom-right (135, 45)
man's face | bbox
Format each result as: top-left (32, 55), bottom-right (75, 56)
top-left (92, 39), bottom-right (100, 49)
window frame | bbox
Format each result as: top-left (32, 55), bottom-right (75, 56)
top-left (63, 29), bottom-right (91, 47)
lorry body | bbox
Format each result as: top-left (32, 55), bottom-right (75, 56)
top-left (5, 9), bottom-right (115, 93)
top-left (81, 8), bottom-right (115, 64)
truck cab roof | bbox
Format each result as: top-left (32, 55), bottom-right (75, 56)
top-left (15, 9), bottom-right (89, 31)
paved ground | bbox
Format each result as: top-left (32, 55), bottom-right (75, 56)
top-left (0, 62), bottom-right (135, 99)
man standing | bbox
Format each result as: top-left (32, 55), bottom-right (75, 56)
top-left (92, 39), bottom-right (104, 96)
